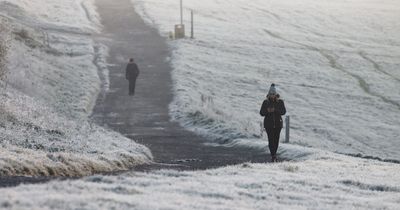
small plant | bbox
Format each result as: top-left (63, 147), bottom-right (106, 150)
top-left (13, 28), bottom-right (41, 49)
top-left (282, 164), bottom-right (299, 172)
top-left (14, 28), bottom-right (30, 40)
top-left (241, 162), bottom-right (252, 168)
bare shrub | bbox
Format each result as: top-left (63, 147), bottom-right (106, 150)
top-left (1, 18), bottom-right (12, 122)
top-left (14, 28), bottom-right (30, 40)
top-left (14, 28), bottom-right (42, 49)
top-left (282, 164), bottom-right (299, 173)
top-left (0, 18), bottom-right (11, 83)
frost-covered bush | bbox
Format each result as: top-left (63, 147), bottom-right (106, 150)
top-left (13, 27), bottom-right (43, 49)
top-left (0, 18), bottom-right (11, 83)
top-left (0, 18), bottom-right (11, 125)
top-left (282, 164), bottom-right (300, 173)
top-left (14, 28), bottom-right (29, 40)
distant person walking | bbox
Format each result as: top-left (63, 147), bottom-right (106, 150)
top-left (125, 58), bottom-right (140, 96)
top-left (260, 83), bottom-right (286, 162)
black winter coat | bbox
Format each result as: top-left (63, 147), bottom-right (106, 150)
top-left (126, 62), bottom-right (139, 80)
top-left (260, 99), bottom-right (286, 128)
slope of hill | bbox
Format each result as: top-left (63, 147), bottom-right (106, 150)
top-left (133, 0), bottom-right (400, 160)
top-left (0, 0), bottom-right (152, 176)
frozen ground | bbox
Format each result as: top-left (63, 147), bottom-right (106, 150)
top-left (0, 148), bottom-right (399, 209)
top-left (133, 0), bottom-right (400, 160)
top-left (0, 0), bottom-right (152, 176)
top-left (1, 0), bottom-right (102, 117)
top-left (0, 88), bottom-right (151, 176)
top-left (0, 1), bottom-right (399, 209)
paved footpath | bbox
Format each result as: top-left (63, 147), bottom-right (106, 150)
top-left (92, 0), bottom-right (269, 170)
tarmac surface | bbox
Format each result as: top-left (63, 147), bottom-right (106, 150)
top-left (91, 0), bottom-right (269, 171)
top-left (0, 0), bottom-right (270, 188)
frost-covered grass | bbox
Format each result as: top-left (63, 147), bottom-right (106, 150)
top-left (133, 0), bottom-right (400, 160)
top-left (0, 1), bottom-right (398, 209)
top-left (0, 20), bottom-right (10, 82)
top-left (0, 88), bottom-right (151, 176)
top-left (1, 0), bottom-right (102, 117)
top-left (0, 149), bottom-right (399, 210)
top-left (0, 0), bottom-right (152, 176)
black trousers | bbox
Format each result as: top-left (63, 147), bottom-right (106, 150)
top-left (265, 127), bottom-right (282, 157)
top-left (128, 78), bottom-right (137, 95)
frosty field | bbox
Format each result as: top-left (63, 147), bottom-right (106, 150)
top-left (1, 148), bottom-right (399, 210)
top-left (0, 0), bottom-right (399, 209)
top-left (134, 0), bottom-right (400, 160)
top-left (0, 0), bottom-right (151, 176)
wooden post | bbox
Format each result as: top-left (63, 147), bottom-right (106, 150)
top-left (285, 115), bottom-right (290, 143)
top-left (42, 31), bottom-right (50, 47)
top-left (190, 10), bottom-right (194, 39)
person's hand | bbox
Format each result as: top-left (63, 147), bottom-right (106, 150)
top-left (267, 108), bottom-right (275, 113)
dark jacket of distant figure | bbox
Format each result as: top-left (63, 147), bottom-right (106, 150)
top-left (126, 62), bottom-right (139, 80)
top-left (260, 99), bottom-right (286, 128)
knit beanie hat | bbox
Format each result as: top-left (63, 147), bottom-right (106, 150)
top-left (268, 83), bottom-right (277, 95)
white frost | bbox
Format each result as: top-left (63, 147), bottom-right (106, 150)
top-left (133, 0), bottom-right (400, 161)
top-left (0, 150), bottom-right (399, 209)
top-left (0, 0), bottom-right (152, 176)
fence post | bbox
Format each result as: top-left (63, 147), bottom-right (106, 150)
top-left (180, 0), bottom-right (183, 25)
top-left (190, 10), bottom-right (194, 39)
top-left (285, 115), bottom-right (290, 143)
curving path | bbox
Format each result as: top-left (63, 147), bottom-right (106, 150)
top-left (91, 0), bottom-right (269, 170)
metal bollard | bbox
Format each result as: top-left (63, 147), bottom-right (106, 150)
top-left (285, 115), bottom-right (290, 143)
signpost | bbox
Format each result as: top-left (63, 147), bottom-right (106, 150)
top-left (175, 0), bottom-right (185, 39)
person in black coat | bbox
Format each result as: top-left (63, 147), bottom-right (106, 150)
top-left (125, 58), bottom-right (140, 96)
top-left (260, 83), bottom-right (286, 162)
